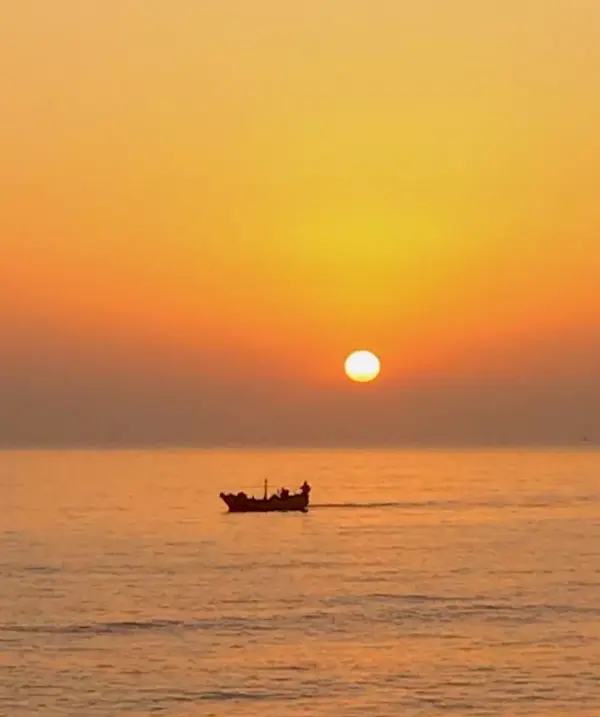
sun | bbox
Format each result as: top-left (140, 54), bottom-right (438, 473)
top-left (344, 350), bottom-right (381, 383)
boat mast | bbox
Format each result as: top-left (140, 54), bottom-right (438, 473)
top-left (264, 478), bottom-right (268, 499)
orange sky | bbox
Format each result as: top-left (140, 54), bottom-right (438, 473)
top-left (1, 1), bottom-right (599, 445)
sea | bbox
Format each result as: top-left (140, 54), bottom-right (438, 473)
top-left (1, 448), bottom-right (599, 716)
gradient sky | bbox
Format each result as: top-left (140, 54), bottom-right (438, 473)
top-left (1, 1), bottom-right (599, 446)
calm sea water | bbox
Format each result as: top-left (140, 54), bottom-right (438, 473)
top-left (1, 448), bottom-right (600, 716)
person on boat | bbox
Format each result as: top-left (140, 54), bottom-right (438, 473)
top-left (300, 481), bottom-right (311, 495)
top-left (279, 487), bottom-right (289, 499)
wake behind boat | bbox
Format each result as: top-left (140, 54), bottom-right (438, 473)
top-left (220, 480), bottom-right (311, 513)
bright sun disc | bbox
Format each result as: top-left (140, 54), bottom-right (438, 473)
top-left (344, 350), bottom-right (381, 383)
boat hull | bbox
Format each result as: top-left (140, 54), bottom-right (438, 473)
top-left (220, 492), bottom-right (309, 513)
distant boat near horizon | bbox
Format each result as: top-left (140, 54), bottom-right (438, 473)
top-left (219, 480), bottom-right (311, 513)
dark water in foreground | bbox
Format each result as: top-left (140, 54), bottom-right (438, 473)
top-left (2, 449), bottom-right (600, 716)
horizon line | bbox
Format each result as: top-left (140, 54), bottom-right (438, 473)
top-left (0, 441), bottom-right (597, 452)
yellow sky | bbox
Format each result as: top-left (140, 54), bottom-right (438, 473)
top-left (1, 1), bottom-right (599, 445)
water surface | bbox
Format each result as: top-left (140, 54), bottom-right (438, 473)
top-left (2, 448), bottom-right (599, 715)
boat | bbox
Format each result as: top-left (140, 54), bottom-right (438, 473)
top-left (220, 480), bottom-right (311, 513)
